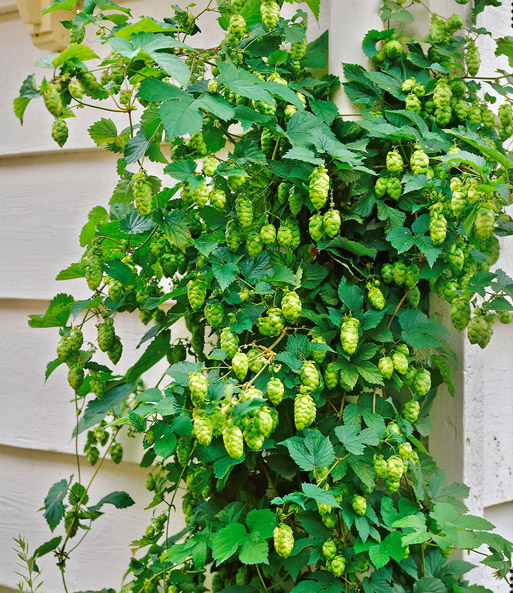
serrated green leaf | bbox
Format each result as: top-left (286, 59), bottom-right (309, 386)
top-left (387, 227), bottom-right (414, 254)
top-left (44, 479), bottom-right (68, 531)
top-left (368, 542), bottom-right (390, 569)
top-left (88, 491), bottom-right (135, 512)
top-left (413, 576), bottom-right (447, 593)
top-left (212, 260), bottom-right (239, 291)
top-left (338, 276), bottom-right (363, 312)
top-left (246, 509), bottom-right (276, 539)
top-left (212, 523), bottom-right (247, 564)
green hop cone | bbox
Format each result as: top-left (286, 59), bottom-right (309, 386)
top-left (384, 39), bottom-right (403, 60)
top-left (407, 286), bottom-right (421, 308)
top-left (405, 93), bottom-right (421, 113)
top-left (244, 423), bottom-right (265, 451)
top-left (202, 156), bottom-right (218, 177)
top-left (451, 297), bottom-right (471, 331)
top-left (267, 378), bottom-right (284, 405)
top-left (187, 276), bottom-right (208, 311)
top-left (277, 223), bottom-right (293, 249)
top-left (392, 261), bottom-right (407, 284)
top-left (309, 214), bottom-right (325, 242)
top-left (86, 253), bottom-right (103, 291)
top-left (192, 183), bottom-right (209, 208)
top-left (402, 400), bottom-right (420, 423)
top-left (273, 523), bottom-right (294, 558)
top-left (399, 442), bottom-right (413, 460)
top-left (474, 202), bottom-right (495, 243)
top-left (193, 415), bottom-right (213, 446)
top-left (324, 362), bottom-right (339, 390)
top-left (255, 407), bottom-right (274, 437)
top-left (329, 555), bottom-right (346, 577)
top-left (86, 445), bottom-right (99, 465)
top-left (294, 392), bottom-right (316, 430)
top-left (322, 540), bottom-right (337, 560)
top-left (57, 335), bottom-right (72, 361)
top-left (381, 263), bottom-right (394, 284)
top-left (223, 425), bottom-right (244, 459)
top-left (367, 284), bottom-right (385, 310)
top-left (247, 233), bottom-right (263, 257)
top-left (300, 361), bottom-right (320, 390)
top-left (220, 327), bottom-right (239, 359)
top-left (51, 119), bottom-right (68, 147)
top-left (281, 291), bottom-right (302, 323)
top-left (413, 369), bottom-right (431, 396)
top-left (430, 213), bottom-right (447, 246)
top-left (405, 265), bottom-right (420, 289)
top-left (235, 196), bottom-right (253, 228)
top-left (288, 186), bottom-right (304, 215)
top-left (43, 84), bottom-right (63, 117)
top-left (260, 0), bottom-right (280, 30)
top-left (386, 150), bottom-right (404, 174)
top-left (465, 40), bottom-right (481, 76)
top-left (110, 442), bottom-right (123, 464)
top-left (176, 436), bottom-right (193, 465)
top-left (226, 219), bottom-right (243, 252)
top-left (291, 36), bottom-right (307, 61)
top-left (261, 127), bottom-right (275, 155)
top-left (467, 314), bottom-right (489, 345)
top-left (309, 163), bottom-right (330, 210)
top-left (248, 348), bottom-right (265, 372)
top-left (108, 336), bottom-right (123, 365)
top-left (277, 182), bottom-right (291, 205)
top-left (68, 327), bottom-right (83, 351)
top-left (430, 16), bottom-right (446, 43)
top-left (210, 188), bottom-right (226, 211)
top-left (374, 454), bottom-right (388, 479)
top-left (226, 14), bottom-right (246, 46)
top-left (68, 364), bottom-right (84, 391)
top-left (323, 209), bottom-right (341, 238)
top-left (260, 223), bottom-right (276, 244)
top-left (378, 356), bottom-right (394, 380)
top-left (500, 311), bottom-right (513, 324)
top-left (411, 146), bottom-right (429, 175)
top-left (204, 301), bottom-right (224, 328)
top-left (392, 351), bottom-right (408, 375)
top-left (375, 177), bottom-right (388, 198)
top-left (352, 495), bottom-right (367, 516)
top-left (232, 351), bottom-right (249, 381)
top-left (310, 334), bottom-right (327, 363)
top-left (133, 179), bottom-right (153, 216)
top-left (340, 317), bottom-right (359, 355)
top-left (189, 371), bottom-right (208, 403)
top-left (386, 177), bottom-right (402, 201)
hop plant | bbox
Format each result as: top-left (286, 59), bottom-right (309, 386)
top-left (223, 425), bottom-right (244, 459)
top-left (133, 177), bottom-right (153, 216)
top-left (323, 209), bottom-right (341, 238)
top-left (294, 392), bottom-right (316, 430)
top-left (220, 327), bottom-right (239, 359)
top-left (187, 276), bottom-right (208, 311)
top-left (260, 0), bottom-right (280, 30)
top-left (273, 523), bottom-right (294, 558)
top-left (309, 164), bottom-right (330, 210)
top-left (281, 291), bottom-right (302, 323)
top-left (465, 40), bottom-right (481, 76)
top-left (340, 317), bottom-right (359, 355)
top-left (402, 400), bottom-right (421, 423)
top-left (267, 378), bottom-right (284, 405)
top-left (232, 351), bottom-right (249, 381)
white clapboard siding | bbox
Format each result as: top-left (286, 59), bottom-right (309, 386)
top-left (0, 444), bottom-right (186, 592)
top-left (0, 299), bottom-right (187, 457)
